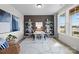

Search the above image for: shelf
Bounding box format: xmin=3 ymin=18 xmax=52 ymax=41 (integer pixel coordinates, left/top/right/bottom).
xmin=45 ymin=22 xmax=54 ymax=24
xmin=25 ymin=21 xmax=33 ymax=23
xmin=25 ymin=33 xmax=29 ymax=34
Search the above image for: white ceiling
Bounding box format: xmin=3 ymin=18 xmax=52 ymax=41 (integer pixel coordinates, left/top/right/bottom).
xmin=12 ymin=4 xmax=66 ymax=15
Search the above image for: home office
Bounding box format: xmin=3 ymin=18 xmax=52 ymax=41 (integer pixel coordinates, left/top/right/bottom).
xmin=0 ymin=4 xmax=79 ymax=54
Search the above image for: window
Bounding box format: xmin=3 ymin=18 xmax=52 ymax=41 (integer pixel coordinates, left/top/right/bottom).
xmin=35 ymin=22 xmax=43 ymax=28
xmin=58 ymin=13 xmax=66 ymax=33
xmin=70 ymin=6 xmax=79 ymax=37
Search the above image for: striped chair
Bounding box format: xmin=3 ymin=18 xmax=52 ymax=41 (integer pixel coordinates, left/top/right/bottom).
xmin=0 ymin=38 xmax=9 ymax=50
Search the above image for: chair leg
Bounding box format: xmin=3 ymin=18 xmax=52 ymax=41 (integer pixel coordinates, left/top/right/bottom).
xmin=44 ymin=34 xmax=46 ymax=40
xmin=32 ymin=34 xmax=35 ymax=40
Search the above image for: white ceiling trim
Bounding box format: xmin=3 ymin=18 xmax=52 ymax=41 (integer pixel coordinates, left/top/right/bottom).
xmin=12 ymin=4 xmax=67 ymax=15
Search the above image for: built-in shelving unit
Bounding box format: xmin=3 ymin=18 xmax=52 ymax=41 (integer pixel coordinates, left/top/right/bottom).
xmin=24 ymin=19 xmax=33 ymax=36
xmin=45 ymin=19 xmax=54 ymax=36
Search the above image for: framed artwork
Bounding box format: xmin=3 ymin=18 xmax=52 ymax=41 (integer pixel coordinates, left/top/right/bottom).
xmin=12 ymin=15 xmax=20 ymax=31
xmin=0 ymin=9 xmax=11 ymax=33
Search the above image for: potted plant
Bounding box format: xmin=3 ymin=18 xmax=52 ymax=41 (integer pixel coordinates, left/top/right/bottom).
xmin=6 ymin=34 xmax=17 ymax=44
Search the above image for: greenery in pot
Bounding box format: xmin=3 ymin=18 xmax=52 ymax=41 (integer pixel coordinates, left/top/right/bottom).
xmin=6 ymin=34 xmax=17 ymax=43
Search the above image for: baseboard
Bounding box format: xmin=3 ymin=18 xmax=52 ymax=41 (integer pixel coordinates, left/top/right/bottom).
xmin=17 ymin=36 xmax=26 ymax=44
xmin=53 ymin=37 xmax=79 ymax=54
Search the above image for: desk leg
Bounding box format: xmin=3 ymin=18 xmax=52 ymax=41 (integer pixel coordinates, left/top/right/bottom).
xmin=35 ymin=34 xmax=36 ymax=40
xmin=42 ymin=34 xmax=44 ymax=40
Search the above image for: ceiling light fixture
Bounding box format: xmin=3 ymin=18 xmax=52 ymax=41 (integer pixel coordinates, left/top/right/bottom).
xmin=36 ymin=4 xmax=42 ymax=8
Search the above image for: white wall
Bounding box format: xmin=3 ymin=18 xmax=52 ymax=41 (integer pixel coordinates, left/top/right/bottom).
xmin=59 ymin=33 xmax=79 ymax=51
xmin=0 ymin=22 xmax=10 ymax=33
xmin=0 ymin=4 xmax=24 ymax=42
xmin=58 ymin=4 xmax=79 ymax=51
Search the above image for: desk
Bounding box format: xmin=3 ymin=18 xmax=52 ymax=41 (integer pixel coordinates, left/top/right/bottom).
xmin=33 ymin=31 xmax=46 ymax=40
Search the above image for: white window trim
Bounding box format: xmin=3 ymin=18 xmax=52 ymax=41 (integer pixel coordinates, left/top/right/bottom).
xmin=58 ymin=11 xmax=66 ymax=35
xmin=69 ymin=5 xmax=79 ymax=39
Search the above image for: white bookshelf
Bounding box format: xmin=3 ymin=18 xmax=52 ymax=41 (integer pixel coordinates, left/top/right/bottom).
xmin=25 ymin=19 xmax=33 ymax=36
xmin=45 ymin=19 xmax=54 ymax=36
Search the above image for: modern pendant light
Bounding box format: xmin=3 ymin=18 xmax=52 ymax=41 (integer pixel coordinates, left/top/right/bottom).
xmin=35 ymin=4 xmax=42 ymax=8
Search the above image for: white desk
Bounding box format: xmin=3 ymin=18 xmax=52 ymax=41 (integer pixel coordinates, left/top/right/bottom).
xmin=33 ymin=31 xmax=46 ymax=40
